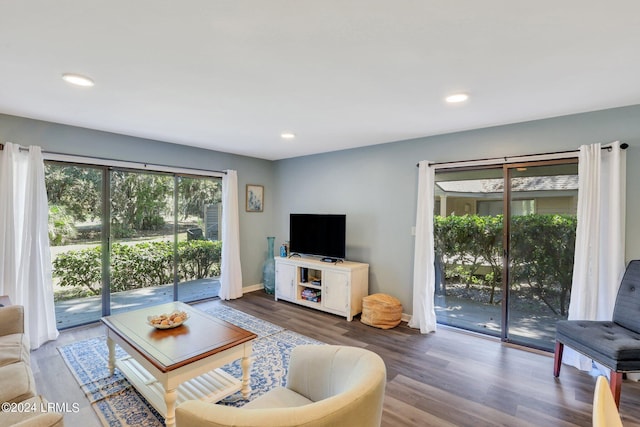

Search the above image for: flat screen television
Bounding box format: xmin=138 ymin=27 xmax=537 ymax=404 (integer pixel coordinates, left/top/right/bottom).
xmin=289 ymin=214 xmax=346 ymax=261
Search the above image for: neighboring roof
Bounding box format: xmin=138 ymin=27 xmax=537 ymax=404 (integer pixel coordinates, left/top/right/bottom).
xmin=436 ymin=175 xmax=578 ymax=194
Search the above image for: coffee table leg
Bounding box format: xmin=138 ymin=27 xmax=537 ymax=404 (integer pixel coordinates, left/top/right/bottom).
xmin=164 ymin=388 xmax=177 ymax=427
xmin=107 ymin=337 xmax=116 ymax=376
xmin=241 ymin=355 xmax=252 ymax=398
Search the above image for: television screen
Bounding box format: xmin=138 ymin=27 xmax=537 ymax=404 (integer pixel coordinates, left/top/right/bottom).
xmin=289 ymin=214 xmax=346 ymax=260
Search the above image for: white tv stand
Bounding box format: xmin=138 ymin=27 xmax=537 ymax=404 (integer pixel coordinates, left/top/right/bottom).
xmin=274 ymin=256 xmax=369 ymax=321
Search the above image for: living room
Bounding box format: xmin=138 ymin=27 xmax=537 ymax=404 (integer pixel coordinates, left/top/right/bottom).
xmin=2 ymin=2 xmax=640 ymax=426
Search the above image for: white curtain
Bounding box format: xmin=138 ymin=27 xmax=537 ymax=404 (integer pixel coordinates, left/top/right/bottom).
xmin=563 ymin=141 xmax=626 ymax=370
xmin=408 ymin=160 xmax=437 ymax=333
xmin=0 ymin=143 xmax=59 ymax=349
xmin=219 ymin=170 xmax=243 ymax=300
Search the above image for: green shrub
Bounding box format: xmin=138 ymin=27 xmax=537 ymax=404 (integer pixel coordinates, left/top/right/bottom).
xmin=110 ymin=223 xmax=135 ymax=239
xmin=48 ymin=205 xmax=77 ymax=246
xmin=52 ymin=246 xmax=101 ymax=295
xmin=510 ymin=214 xmax=576 ymax=315
xmin=178 ymin=240 xmax=222 ymax=279
xmin=434 ymin=213 xmax=576 ymax=315
xmin=434 ymin=215 xmax=503 ymax=301
xmin=110 ymin=241 xmax=174 ymax=292
xmin=53 ymin=239 xmax=222 ymax=299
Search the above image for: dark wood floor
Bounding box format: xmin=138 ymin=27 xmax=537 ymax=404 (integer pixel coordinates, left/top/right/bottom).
xmin=31 ymin=291 xmax=640 ymax=427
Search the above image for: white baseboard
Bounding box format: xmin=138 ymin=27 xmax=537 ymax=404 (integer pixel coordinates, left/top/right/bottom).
xmin=243 ymin=283 xmax=264 ymax=294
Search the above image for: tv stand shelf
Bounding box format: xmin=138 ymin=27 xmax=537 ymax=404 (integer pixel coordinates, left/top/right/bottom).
xmin=274 ymin=257 xmax=369 ymax=321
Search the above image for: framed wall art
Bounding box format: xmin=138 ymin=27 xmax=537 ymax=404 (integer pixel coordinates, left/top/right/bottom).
xmin=246 ymin=184 xmax=264 ymax=212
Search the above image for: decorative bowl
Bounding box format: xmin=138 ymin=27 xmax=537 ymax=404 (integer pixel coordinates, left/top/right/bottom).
xmin=147 ymin=310 xmax=189 ymax=329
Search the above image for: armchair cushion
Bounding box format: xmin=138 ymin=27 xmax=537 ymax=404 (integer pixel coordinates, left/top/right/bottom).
xmin=0 ymin=333 xmax=31 ymax=367
xmin=0 ymin=361 xmax=36 ymax=403
xmin=243 ymin=387 xmax=313 ymax=409
xmin=0 ymin=305 xmax=25 ymax=336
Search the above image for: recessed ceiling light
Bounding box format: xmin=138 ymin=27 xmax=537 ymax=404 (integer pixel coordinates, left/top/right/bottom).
xmin=281 ymin=132 xmax=296 ymax=140
xmin=445 ymin=93 xmax=469 ymax=103
xmin=62 ymin=73 xmax=95 ymax=87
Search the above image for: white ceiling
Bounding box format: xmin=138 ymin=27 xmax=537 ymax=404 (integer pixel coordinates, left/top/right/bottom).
xmin=1 ymin=1 xmax=640 ymax=161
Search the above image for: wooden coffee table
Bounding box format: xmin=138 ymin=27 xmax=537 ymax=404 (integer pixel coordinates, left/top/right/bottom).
xmin=101 ymin=301 xmax=256 ymax=427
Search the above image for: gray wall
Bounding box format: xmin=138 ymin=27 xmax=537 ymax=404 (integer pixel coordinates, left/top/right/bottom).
xmin=0 ymin=113 xmax=276 ymax=287
xmin=3 ymin=105 xmax=640 ymax=311
xmin=273 ymin=105 xmax=640 ymax=312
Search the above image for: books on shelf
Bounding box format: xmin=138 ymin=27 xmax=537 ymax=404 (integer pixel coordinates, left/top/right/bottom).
xmin=301 ymin=287 xmax=321 ymax=303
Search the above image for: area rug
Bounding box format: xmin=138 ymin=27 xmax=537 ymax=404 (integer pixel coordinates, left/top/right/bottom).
xmin=58 ymin=306 xmax=324 ymax=427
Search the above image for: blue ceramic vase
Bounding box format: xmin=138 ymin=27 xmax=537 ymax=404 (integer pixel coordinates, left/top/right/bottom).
xmin=263 ymin=236 xmax=276 ymax=294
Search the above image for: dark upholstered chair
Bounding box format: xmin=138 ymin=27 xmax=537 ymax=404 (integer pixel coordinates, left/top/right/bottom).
xmin=554 ymin=260 xmax=640 ymax=407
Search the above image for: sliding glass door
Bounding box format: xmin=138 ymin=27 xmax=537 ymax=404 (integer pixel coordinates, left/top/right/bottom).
xmin=46 ymin=163 xmax=104 ymax=328
xmin=176 ymin=175 xmax=222 ymax=303
xmin=506 ymin=161 xmax=578 ymax=349
xmin=434 ymin=167 xmax=504 ymax=338
xmin=46 ymin=161 xmax=223 ymax=328
xmin=434 ymin=159 xmax=578 ymax=350
xmin=109 ymin=170 xmax=176 ymax=315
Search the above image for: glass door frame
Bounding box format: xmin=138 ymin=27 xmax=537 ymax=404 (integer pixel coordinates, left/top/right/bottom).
xmin=101 ymin=165 xmax=110 ymax=317
xmin=500 ymin=158 xmax=578 ymax=346
xmin=432 ymin=157 xmax=578 ymax=347
xmin=433 ymin=164 xmax=505 ymax=338
xmin=46 ymin=158 xmax=224 ymax=326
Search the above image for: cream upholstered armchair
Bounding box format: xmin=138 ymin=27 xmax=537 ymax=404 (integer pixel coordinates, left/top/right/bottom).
xmin=176 ymin=345 xmax=387 ymax=427
xmin=592 ymin=376 xmax=623 ymax=427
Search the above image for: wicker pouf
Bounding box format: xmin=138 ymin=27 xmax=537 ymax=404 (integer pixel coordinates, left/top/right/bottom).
xmin=361 ymin=293 xmax=402 ymax=329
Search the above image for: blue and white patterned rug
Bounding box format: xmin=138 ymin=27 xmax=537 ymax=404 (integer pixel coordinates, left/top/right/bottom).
xmin=58 ymin=305 xmax=324 ymax=427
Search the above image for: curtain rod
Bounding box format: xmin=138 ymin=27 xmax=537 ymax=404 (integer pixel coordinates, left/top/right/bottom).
xmin=0 ymin=143 xmax=227 ymax=175
xmin=416 ymin=143 xmax=629 ymax=168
